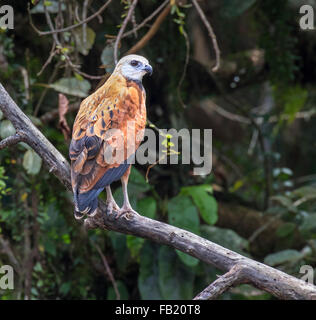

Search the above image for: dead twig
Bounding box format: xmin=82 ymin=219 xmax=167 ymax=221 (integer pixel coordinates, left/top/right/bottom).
xmin=119 ymin=0 xmax=169 ymax=40
xmin=177 ymin=28 xmax=190 ymax=109
xmin=191 ymin=0 xmax=220 ymax=72
xmin=93 ymin=242 xmax=120 ymax=300
xmin=29 ymin=0 xmax=113 ymax=36
xmin=0 ymin=133 xmax=24 ymax=150
xmin=194 ymin=264 xmax=246 ymax=300
xmin=114 ymin=0 xmax=139 ymax=64
xmin=126 ymin=4 xmax=171 ymax=56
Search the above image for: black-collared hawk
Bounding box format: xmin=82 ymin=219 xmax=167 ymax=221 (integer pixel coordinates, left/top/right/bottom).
xmin=69 ymin=54 xmax=152 ymax=219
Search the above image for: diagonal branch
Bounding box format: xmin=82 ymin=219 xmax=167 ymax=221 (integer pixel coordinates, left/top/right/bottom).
xmin=191 ymin=0 xmax=220 ymax=72
xmin=114 ymin=0 xmax=139 ymax=64
xmin=125 ymin=3 xmax=171 ymax=56
xmin=0 ymin=133 xmax=24 ymax=150
xmin=1 ymin=82 xmax=316 ymax=300
xmin=119 ymin=0 xmax=169 ymax=40
xmin=28 ymin=0 xmax=113 ymax=36
xmin=194 ymin=264 xmax=246 ymax=300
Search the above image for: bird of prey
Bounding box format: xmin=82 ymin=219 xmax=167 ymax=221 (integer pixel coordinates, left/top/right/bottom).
xmin=69 ymin=54 xmax=152 ymax=219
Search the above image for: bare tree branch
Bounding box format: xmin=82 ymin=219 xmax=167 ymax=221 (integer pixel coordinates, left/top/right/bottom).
xmin=1 ymin=83 xmax=316 ymax=300
xmin=92 ymin=242 xmax=120 ymax=300
xmin=0 ymin=133 xmax=24 ymax=150
xmin=119 ymin=0 xmax=169 ymax=40
xmin=125 ymin=4 xmax=171 ymax=56
xmin=191 ymin=0 xmax=220 ymax=72
xmin=114 ymin=0 xmax=139 ymax=64
xmin=28 ymin=0 xmax=113 ymax=36
xmin=194 ymin=264 xmax=246 ymax=300
xmin=0 ymin=236 xmax=22 ymax=275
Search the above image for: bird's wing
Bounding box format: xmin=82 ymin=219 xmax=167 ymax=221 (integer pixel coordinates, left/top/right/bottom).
xmin=69 ymin=76 xmax=146 ymax=196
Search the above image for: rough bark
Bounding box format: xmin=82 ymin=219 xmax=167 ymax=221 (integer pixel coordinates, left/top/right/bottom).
xmin=1 ymin=82 xmax=316 ymax=300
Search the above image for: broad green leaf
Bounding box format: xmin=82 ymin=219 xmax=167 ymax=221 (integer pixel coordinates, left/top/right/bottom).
xmin=107 ymin=280 xmax=129 ymax=300
xmin=0 ymin=110 xmax=3 ymax=120
xmin=299 ymin=214 xmax=316 ymax=236
xmin=129 ymin=167 xmax=150 ymax=193
xmin=49 ymin=77 xmax=91 ymax=98
xmin=23 ymin=149 xmax=42 ymax=175
xmin=158 ymin=246 xmax=195 ymax=300
xmin=276 ymin=223 xmax=296 ymax=238
xmin=59 ymin=282 xmax=71 ymax=296
xmin=136 ymin=197 xmax=156 ymax=219
xmin=168 ymin=195 xmax=200 ymax=267
xmin=221 ymin=0 xmax=257 ymax=18
xmin=101 ymin=44 xmax=115 ymax=72
xmin=109 ymin=231 xmax=129 ymax=272
xmin=201 ymin=225 xmax=249 ymax=255
xmin=0 ymin=120 xmax=16 ymax=139
xmin=73 ymin=27 xmax=96 ymax=56
xmin=283 ymin=86 xmax=308 ymax=123
xmin=264 ymin=249 xmax=303 ymax=266
xmin=43 ymin=238 xmax=57 ymax=256
xmin=138 ymin=242 xmax=162 ymax=300
xmin=126 ymin=235 xmax=145 ymax=260
xmin=293 ymin=186 xmax=316 ymax=199
xmin=271 ymin=195 xmax=297 ymax=213
xmin=181 ymin=184 xmax=218 ymax=225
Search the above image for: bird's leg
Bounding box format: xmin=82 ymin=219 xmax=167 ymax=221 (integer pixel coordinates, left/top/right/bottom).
xmin=105 ymin=185 xmax=120 ymax=215
xmin=116 ymin=166 xmax=139 ymax=219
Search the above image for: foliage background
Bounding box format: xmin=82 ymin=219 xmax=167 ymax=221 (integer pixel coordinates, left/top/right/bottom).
xmin=1 ymin=0 xmax=316 ymax=300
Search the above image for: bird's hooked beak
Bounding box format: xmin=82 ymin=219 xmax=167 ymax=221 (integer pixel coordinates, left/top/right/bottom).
xmin=143 ymin=64 xmax=153 ymax=76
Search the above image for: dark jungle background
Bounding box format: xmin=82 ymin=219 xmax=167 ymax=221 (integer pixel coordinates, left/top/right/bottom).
xmin=0 ymin=0 xmax=316 ymax=300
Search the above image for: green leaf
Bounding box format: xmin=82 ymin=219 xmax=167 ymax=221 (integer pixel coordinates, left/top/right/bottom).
xmin=283 ymin=86 xmax=308 ymax=123
xmin=59 ymin=282 xmax=71 ymax=296
xmin=23 ymin=149 xmax=42 ymax=175
xmin=276 ymin=223 xmax=296 ymax=238
xmin=0 ymin=120 xmax=16 ymax=139
xmin=158 ymin=246 xmax=195 ymax=300
xmin=136 ymin=197 xmax=156 ymax=219
xmin=181 ymin=184 xmax=218 ymax=225
xmin=101 ymin=44 xmax=115 ymax=72
xmin=109 ymin=231 xmax=129 ymax=272
xmin=299 ymin=214 xmax=316 ymax=236
xmin=43 ymin=238 xmax=57 ymax=256
xmin=168 ymin=195 xmax=200 ymax=267
xmin=129 ymin=167 xmax=150 ymax=194
xmin=201 ymin=225 xmax=249 ymax=255
xmin=126 ymin=235 xmax=145 ymax=260
xmin=138 ymin=242 xmax=162 ymax=300
xmin=293 ymin=186 xmax=316 ymax=199
xmin=270 ymin=195 xmax=297 ymax=213
xmin=31 ymin=0 xmax=66 ymax=13
xmin=107 ymin=280 xmax=129 ymax=300
xmin=49 ymin=77 xmax=91 ymax=98
xmin=264 ymin=249 xmax=303 ymax=266
xmin=73 ymin=27 xmax=96 ymax=56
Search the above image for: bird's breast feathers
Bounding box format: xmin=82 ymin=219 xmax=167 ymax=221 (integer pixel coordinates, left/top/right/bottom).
xmin=69 ymin=74 xmax=146 ymax=189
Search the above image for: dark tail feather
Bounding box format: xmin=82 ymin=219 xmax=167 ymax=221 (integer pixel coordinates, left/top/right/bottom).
xmin=73 ymin=187 xmax=102 ymax=219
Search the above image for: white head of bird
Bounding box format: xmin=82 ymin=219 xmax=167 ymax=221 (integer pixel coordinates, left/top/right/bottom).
xmin=115 ymin=54 xmax=153 ymax=81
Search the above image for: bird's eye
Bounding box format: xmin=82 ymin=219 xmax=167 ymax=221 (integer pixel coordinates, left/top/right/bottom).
xmin=130 ymin=60 xmax=139 ymax=67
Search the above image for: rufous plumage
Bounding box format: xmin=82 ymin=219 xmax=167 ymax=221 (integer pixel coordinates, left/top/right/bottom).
xmin=69 ymin=54 xmax=152 ymax=219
